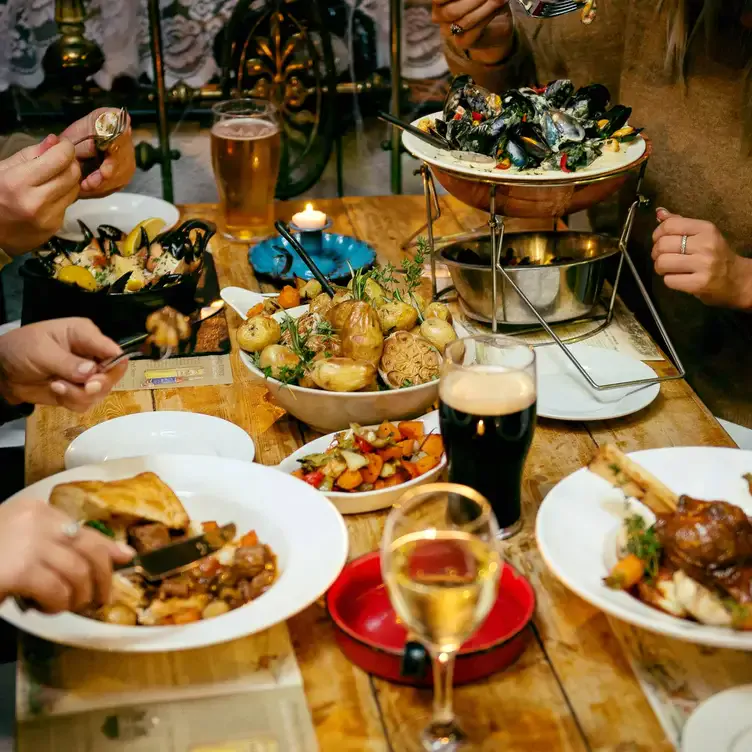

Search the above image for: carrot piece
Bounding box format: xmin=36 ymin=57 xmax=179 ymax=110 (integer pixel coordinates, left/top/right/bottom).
xmin=396 ymin=439 xmax=415 ymax=457
xmin=161 ymin=616 xmax=176 ymax=625
xmin=421 ymin=435 xmax=444 ymax=458
xmin=378 ymin=445 xmax=404 ymax=462
xmin=292 ymin=468 xmax=306 ymax=480
xmin=398 ymin=421 xmax=425 ymax=441
xmin=240 ymin=531 xmax=259 ymax=547
xmin=401 ymin=460 xmax=421 ymax=480
xmin=377 ymin=421 xmax=402 ymax=441
xmin=336 ymin=469 xmax=364 ymax=490
xmin=246 ymin=303 xmax=264 ymax=318
xmin=381 ymin=470 xmax=410 ymax=488
xmin=361 ymin=453 xmax=384 ymax=484
xmin=415 ymin=455 xmax=440 ymax=476
xmin=374 ymin=479 xmax=386 ymax=490
xmin=278 ymin=285 xmax=301 ymax=309
xmin=202 ymin=521 xmax=219 ymax=532
xmin=603 ymin=554 xmax=645 ymax=590
xmin=172 ymin=609 xmax=202 ymax=625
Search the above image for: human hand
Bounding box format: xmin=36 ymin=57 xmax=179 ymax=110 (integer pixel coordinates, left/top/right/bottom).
xmin=652 ymin=208 xmax=752 ymax=309
xmin=0 ymin=318 xmax=129 ymax=412
xmin=0 ymin=499 xmax=134 ymax=613
xmin=0 ymin=135 xmax=81 ymax=255
xmin=60 ymin=108 xmax=136 ymax=198
xmin=433 ymin=0 xmax=513 ymax=53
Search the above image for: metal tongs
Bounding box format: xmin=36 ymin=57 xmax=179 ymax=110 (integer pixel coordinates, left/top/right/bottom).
xmin=517 ymin=0 xmax=595 ymax=22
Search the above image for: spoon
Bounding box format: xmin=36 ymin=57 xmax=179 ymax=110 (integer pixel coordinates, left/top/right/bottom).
xmin=274 ymin=220 xmax=336 ymax=297
xmin=98 ymin=299 xmax=225 ymax=372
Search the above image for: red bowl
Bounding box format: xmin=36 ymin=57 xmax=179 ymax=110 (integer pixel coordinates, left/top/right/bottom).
xmin=326 ymin=551 xmax=535 ymax=686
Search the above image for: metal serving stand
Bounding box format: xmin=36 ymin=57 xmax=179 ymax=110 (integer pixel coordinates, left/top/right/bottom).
xmin=412 ymin=150 xmax=686 ymax=392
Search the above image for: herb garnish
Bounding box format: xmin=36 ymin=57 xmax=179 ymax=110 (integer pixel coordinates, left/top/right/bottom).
xmin=86 ymin=520 xmax=115 ymax=538
xmin=623 ymin=514 xmax=662 ymax=581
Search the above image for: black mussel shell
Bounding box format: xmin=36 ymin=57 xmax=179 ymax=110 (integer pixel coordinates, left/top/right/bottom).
xmin=78 ymin=220 xmax=95 ymax=245
xmin=462 ymin=83 xmax=502 ymax=119
xmin=97 ymin=224 xmax=125 ymax=241
xmin=138 ymin=226 xmax=150 ymax=251
xmin=448 ymin=119 xmax=499 ymax=156
xmin=599 ymin=104 xmax=632 ymax=137
xmin=444 ymin=74 xmax=473 ymax=121
xmin=433 ymin=118 xmax=448 ymax=140
xmin=108 ymin=272 xmax=133 ymax=294
xmin=153 ymin=219 xmax=216 ymax=262
xmin=569 ymin=83 xmax=610 ymax=120
xmin=149 ymin=274 xmax=182 ymax=290
xmin=544 ymin=79 xmax=574 ymax=108
xmin=501 ymin=89 xmax=536 ymax=119
xmin=510 ymin=122 xmax=551 ymax=161
xmin=504 ymin=138 xmax=532 ymax=169
xmin=46 ymin=235 xmax=77 ymax=259
xmin=25 ymin=256 xmax=56 ymax=277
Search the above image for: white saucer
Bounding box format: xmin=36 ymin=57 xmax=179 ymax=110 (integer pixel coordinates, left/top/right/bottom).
xmin=536 ymin=343 xmax=660 ymax=421
xmin=64 ymin=412 xmax=255 ymax=469
xmin=682 ymin=686 xmax=752 ymax=752
xmin=58 ymin=193 xmax=180 ymax=240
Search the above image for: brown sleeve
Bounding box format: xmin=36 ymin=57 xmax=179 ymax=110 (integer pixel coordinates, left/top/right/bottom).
xmin=442 ymin=30 xmax=537 ymax=93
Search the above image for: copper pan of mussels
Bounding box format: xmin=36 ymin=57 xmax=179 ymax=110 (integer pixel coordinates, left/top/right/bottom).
xmin=232 ymin=249 xmax=464 ymax=434
xmin=440 ymin=232 xmax=620 ymax=325
xmin=20 ymin=219 xmax=215 ymax=340
xmin=406 ymin=77 xmax=651 ymax=218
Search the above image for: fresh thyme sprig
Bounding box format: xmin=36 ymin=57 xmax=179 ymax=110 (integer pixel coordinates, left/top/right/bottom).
xmin=623 ymin=514 xmax=662 ymax=582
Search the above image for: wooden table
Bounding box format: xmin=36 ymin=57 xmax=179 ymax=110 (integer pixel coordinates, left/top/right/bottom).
xmin=25 ymin=197 xmax=752 ymax=751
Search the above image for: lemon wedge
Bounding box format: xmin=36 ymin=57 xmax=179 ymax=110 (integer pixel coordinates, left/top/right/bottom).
xmin=56 ymin=265 xmax=99 ymax=291
xmin=122 ymin=217 xmax=165 ymax=257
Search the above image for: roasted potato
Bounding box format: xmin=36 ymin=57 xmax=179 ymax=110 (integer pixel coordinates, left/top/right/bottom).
xmin=300 ymin=278 xmax=322 ymax=300
xmin=423 ymin=301 xmax=452 ymax=323
xmin=378 ymin=301 xmax=419 ymax=333
xmin=309 ymin=357 xmax=376 ymax=392
xmin=419 ymin=318 xmax=457 ymax=354
xmin=310 ymin=292 xmax=334 ymax=317
xmin=258 ymin=344 xmax=300 ymax=379
xmin=410 ymin=292 xmax=428 ymax=312
xmin=348 ymin=277 xmax=386 ymax=306
xmin=327 ymin=300 xmax=360 ymax=331
xmin=237 ymin=315 xmax=281 ymax=352
xmin=341 ymin=301 xmax=384 ymax=366
xmin=331 ymin=288 xmax=354 ymax=306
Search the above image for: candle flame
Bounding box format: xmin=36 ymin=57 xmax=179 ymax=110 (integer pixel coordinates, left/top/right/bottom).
xmin=305 ymin=203 xmax=314 ymax=212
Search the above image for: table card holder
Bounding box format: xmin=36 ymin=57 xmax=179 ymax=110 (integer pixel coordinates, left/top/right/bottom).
xmin=16 ymin=624 xmax=318 ymax=752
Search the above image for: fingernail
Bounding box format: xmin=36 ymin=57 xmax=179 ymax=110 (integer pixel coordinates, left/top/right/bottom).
xmin=87 ymin=171 xmax=103 ymax=188
xmin=77 ymin=361 xmax=96 ymax=375
xmin=50 ymin=381 xmax=68 ymax=396
xmin=84 ymin=380 xmax=102 ymax=395
xmin=117 ymin=543 xmax=136 ymax=558
xmin=656 ymin=207 xmax=668 ymax=216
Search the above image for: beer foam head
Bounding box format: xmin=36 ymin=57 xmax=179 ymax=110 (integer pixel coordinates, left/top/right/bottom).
xmin=211 ymin=118 xmax=278 ymax=140
xmin=439 ymin=366 xmax=536 ymax=416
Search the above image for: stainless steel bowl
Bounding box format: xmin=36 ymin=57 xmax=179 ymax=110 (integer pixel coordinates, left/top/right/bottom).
xmin=440 ymin=232 xmax=619 ymax=325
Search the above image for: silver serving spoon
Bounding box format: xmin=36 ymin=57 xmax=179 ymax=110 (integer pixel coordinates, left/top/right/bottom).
xmin=99 ymin=299 xmax=225 ymax=373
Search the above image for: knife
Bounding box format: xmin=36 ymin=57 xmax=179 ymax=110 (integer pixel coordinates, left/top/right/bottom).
xmin=115 ymin=523 xmax=237 ymax=581
xmin=14 ymin=522 xmax=237 ymax=612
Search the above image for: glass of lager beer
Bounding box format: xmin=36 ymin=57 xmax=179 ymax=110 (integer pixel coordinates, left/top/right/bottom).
xmin=211 ymin=99 xmax=281 ymax=241
xmin=439 ymin=335 xmax=537 ymax=539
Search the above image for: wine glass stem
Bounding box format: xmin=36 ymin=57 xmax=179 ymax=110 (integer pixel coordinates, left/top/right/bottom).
xmin=431 ymin=650 xmax=456 ymax=725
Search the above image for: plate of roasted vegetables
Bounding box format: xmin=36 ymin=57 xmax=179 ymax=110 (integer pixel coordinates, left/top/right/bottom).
xmin=537 ymin=445 xmax=752 ymax=650
xmin=404 ymin=77 xmax=647 ymax=182
xmin=223 ymin=241 xmax=468 ymax=433
xmin=278 ymin=412 xmax=446 ymax=514
xmin=1 ymin=455 xmax=348 ymax=652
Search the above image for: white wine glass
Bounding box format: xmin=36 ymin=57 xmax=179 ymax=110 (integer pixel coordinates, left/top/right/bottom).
xmin=381 ymin=483 xmax=501 ymax=751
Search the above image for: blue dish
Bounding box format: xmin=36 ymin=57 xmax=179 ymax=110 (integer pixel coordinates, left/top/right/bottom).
xmin=249 ymin=232 xmax=376 ymax=283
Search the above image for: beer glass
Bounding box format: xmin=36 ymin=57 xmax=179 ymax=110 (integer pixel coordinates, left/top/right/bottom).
xmin=382 ymin=483 xmax=501 ymax=751
xmin=211 ymin=99 xmax=281 ymax=241
xmin=439 ymin=335 xmax=537 ymax=539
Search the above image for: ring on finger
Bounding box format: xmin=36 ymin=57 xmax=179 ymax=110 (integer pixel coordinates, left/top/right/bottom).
xmin=61 ymin=521 xmax=81 ymax=540
xmin=451 ymin=23 xmax=463 ymax=35
xmin=680 ymin=235 xmax=688 ymax=255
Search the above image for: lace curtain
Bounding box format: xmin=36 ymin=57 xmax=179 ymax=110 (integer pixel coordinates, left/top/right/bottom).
xmin=0 ymin=0 xmax=444 ymax=92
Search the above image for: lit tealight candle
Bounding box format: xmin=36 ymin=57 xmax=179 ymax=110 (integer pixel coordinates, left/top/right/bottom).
xmin=291 ymin=203 xmax=327 ymax=231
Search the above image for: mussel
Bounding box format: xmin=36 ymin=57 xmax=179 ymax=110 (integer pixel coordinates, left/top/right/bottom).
xmin=501 ymin=90 xmax=537 ymax=119
xmin=152 ymin=219 xmax=215 ymax=264
xmin=509 ymin=122 xmax=551 ymax=163
xmin=542 ymin=110 xmax=585 ymax=150
xmin=544 ymin=79 xmax=574 ymax=109
xmin=567 ymin=83 xmax=610 ymax=120
xmin=558 ymin=141 xmax=602 ymax=171
xmin=444 ymin=74 xmax=473 ymax=121
xmin=598 ymin=104 xmax=632 ymax=137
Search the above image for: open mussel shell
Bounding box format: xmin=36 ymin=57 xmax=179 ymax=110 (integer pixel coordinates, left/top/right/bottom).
xmin=508 ymin=122 xmax=551 ymax=164
xmin=543 ymin=110 xmax=586 ymax=149
xmin=444 ymin=74 xmax=473 ymax=121
xmin=501 ymin=90 xmax=537 ymax=119
xmin=108 ymin=272 xmax=133 ymax=294
xmin=568 ymin=83 xmax=610 ymax=120
xmin=599 ymin=105 xmax=632 ymax=137
xmin=544 ymin=79 xmax=574 ymax=109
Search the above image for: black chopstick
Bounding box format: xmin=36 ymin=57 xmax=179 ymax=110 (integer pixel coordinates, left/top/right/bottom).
xmin=377 ymin=111 xmax=450 ymax=151
xmin=274 ymin=220 xmax=336 ymax=298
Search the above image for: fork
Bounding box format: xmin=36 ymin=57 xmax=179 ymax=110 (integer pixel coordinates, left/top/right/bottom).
xmin=72 ymin=107 xmax=128 ymax=150
xmin=517 ymin=0 xmax=586 ymax=18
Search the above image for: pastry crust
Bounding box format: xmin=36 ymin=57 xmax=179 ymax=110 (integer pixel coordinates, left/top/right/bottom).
xmin=49 ymin=472 xmax=189 ymax=529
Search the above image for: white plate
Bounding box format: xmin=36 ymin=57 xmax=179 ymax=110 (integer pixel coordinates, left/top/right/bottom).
xmin=0 ymin=455 xmax=348 ymax=652
xmin=536 ymin=447 xmax=752 ymax=650
xmin=403 ymin=112 xmax=647 ymax=183
xmin=64 ymin=412 xmax=256 ymax=469
xmin=58 ymin=193 xmax=180 ymax=240
xmin=277 ymin=411 xmax=445 ymax=515
xmin=536 ymin=344 xmax=660 ymax=421
xmin=220 ymin=285 xmax=308 ymax=320
xmin=682 ymin=685 xmax=752 ymax=752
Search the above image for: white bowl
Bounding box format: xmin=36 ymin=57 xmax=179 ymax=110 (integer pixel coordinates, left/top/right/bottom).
xmin=58 ymin=193 xmax=180 ymax=240
xmin=277 ymin=411 xmax=445 ymax=514
xmin=65 ymin=412 xmax=255 ymax=469
xmin=222 ymin=286 xmax=464 ymax=434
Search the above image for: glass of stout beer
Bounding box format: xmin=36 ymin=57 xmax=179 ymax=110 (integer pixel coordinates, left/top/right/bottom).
xmin=211 ymin=99 xmax=281 ymax=241
xmin=439 ymin=335 xmax=537 ymax=539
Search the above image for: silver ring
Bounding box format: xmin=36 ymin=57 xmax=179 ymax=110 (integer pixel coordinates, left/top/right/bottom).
xmin=450 ymin=23 xmax=463 ymax=35
xmin=680 ymin=235 xmax=688 ymax=255
xmin=61 ymin=521 xmax=80 ymax=539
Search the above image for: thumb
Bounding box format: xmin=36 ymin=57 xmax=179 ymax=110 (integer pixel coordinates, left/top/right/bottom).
xmin=65 ymin=318 xmax=122 ymax=361
xmin=656 ymin=207 xmax=678 ymax=223
xmin=0 ymin=135 xmax=60 ymax=172
xmin=107 ymin=540 xmax=136 ymax=563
